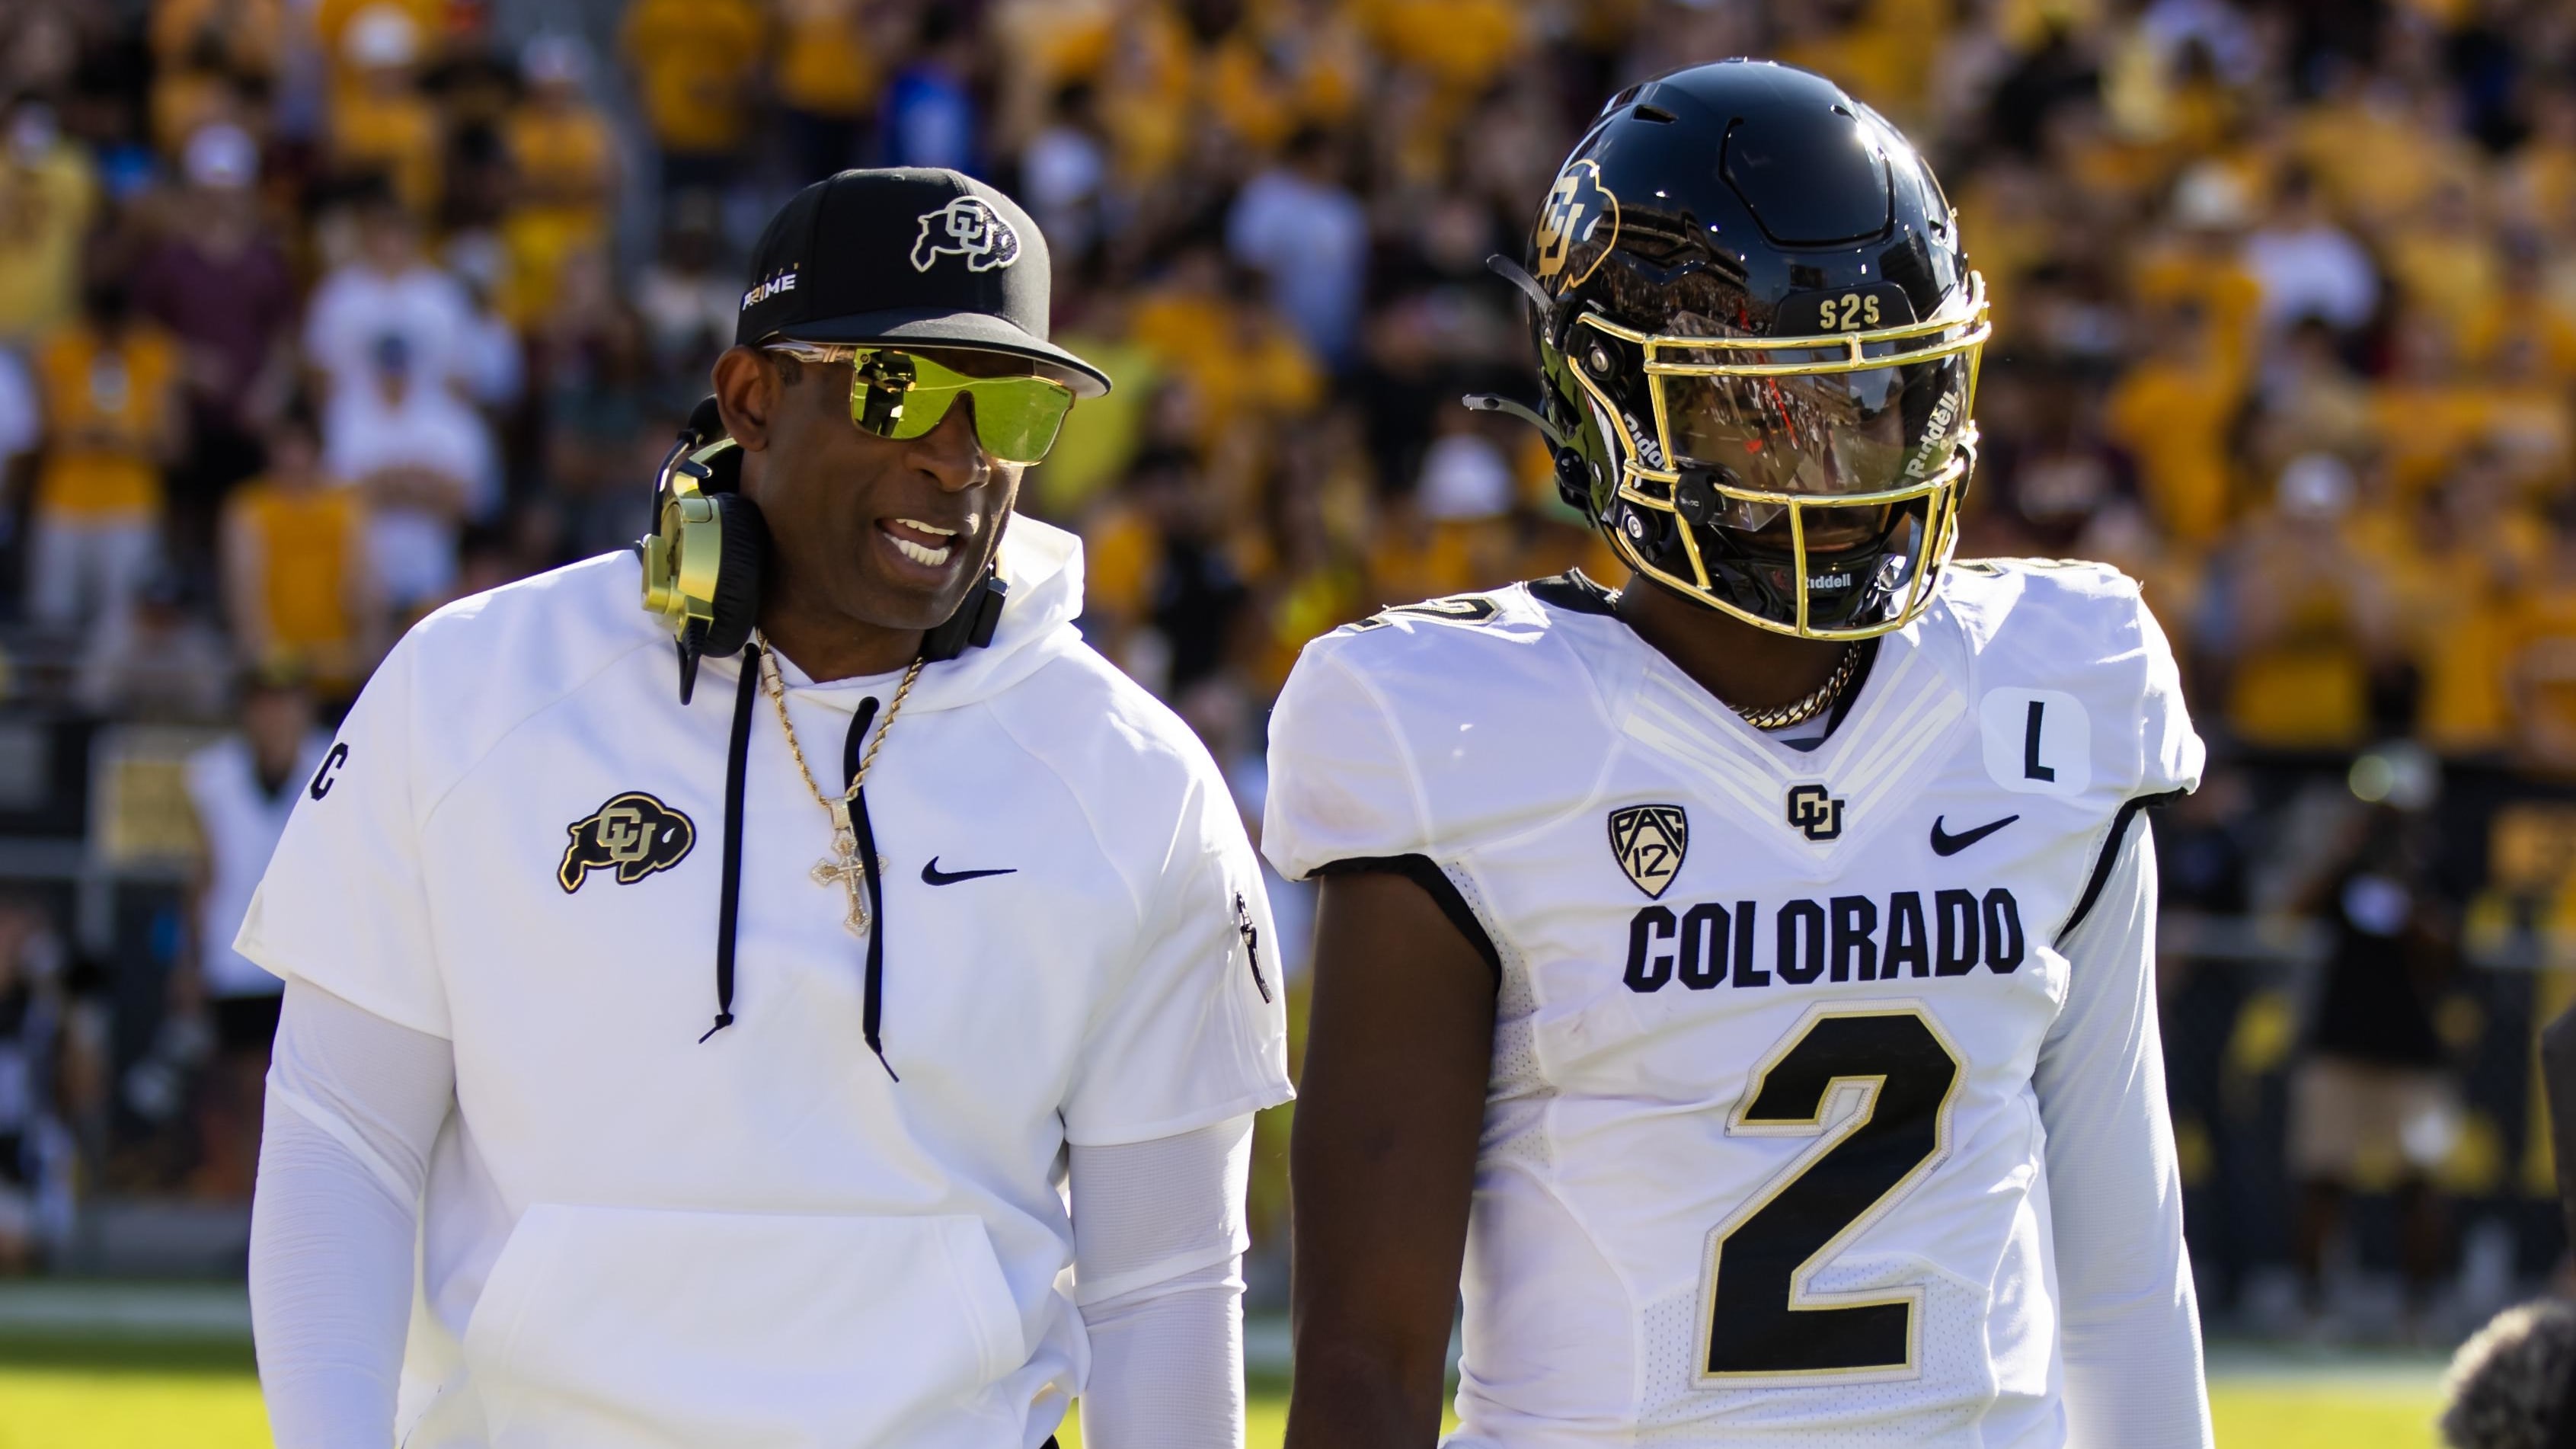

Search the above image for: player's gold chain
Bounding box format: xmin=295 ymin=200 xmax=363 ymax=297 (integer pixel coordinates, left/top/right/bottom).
xmin=1731 ymin=641 xmax=1862 ymax=731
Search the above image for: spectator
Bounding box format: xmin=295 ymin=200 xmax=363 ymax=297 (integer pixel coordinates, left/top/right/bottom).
xmin=302 ymin=189 xmax=479 ymax=403
xmin=883 ymin=5 xmax=982 ymax=172
xmin=220 ymin=405 xmax=378 ymax=697
xmin=321 ymin=331 xmax=491 ymax=617
xmin=633 ymin=190 xmax=736 ymax=379
xmin=497 ymin=35 xmax=618 ymax=329
xmin=177 ymin=664 xmax=327 ymax=1199
xmin=27 ymin=279 xmax=181 ymax=641
xmin=1226 ymin=126 xmax=1369 ymax=371
xmin=618 ymin=0 xmax=765 ymax=195
xmin=132 ymin=122 xmax=296 ymax=570
xmin=0 ymin=103 xmax=98 ymax=349
xmin=2241 ymin=167 xmax=2379 ymax=337
xmin=73 ymin=569 xmax=232 ymax=722
xmin=2213 ymin=455 xmax=2395 ymax=750
xmin=2105 ymin=301 xmax=2242 ymax=548
xmin=325 ymin=5 xmax=440 ymax=218
xmin=2441 ymin=1299 xmax=2576 ymax=1449
xmin=773 ymin=0 xmax=886 ymax=182
xmin=2288 ymin=745 xmax=2458 ymax=1332
xmin=0 ymin=894 xmax=69 ymax=1274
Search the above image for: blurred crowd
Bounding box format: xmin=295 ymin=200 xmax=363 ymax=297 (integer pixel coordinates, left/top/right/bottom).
xmin=0 ymin=0 xmax=2570 ymax=1335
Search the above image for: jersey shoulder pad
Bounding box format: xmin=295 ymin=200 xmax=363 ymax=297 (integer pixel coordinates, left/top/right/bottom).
xmin=1264 ymin=581 xmax=1615 ymax=879
xmin=1938 ymin=557 xmax=2201 ymax=799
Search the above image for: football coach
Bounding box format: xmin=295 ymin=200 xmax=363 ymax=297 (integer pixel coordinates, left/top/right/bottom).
xmin=239 ymin=169 xmax=1293 ymax=1449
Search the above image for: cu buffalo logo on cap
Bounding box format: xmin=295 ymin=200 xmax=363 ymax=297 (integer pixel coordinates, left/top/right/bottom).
xmin=911 ymin=197 xmax=1021 ymax=273
xmin=559 ymin=792 xmax=695 ymax=893
xmin=1608 ymin=803 xmax=1688 ymax=899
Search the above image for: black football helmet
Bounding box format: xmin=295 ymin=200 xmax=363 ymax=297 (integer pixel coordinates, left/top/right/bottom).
xmin=1497 ymin=60 xmax=1986 ymax=638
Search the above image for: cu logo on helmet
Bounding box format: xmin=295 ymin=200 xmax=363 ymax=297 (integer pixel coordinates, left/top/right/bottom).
xmin=1785 ymin=782 xmax=1845 ymax=842
xmin=912 ymin=197 xmax=1021 ymax=273
xmin=1533 ymin=159 xmax=1617 ymax=286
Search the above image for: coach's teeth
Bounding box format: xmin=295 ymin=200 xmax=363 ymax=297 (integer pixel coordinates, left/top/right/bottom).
xmin=895 ymin=518 xmax=957 ymax=537
xmin=891 ymin=536 xmax=953 ymax=567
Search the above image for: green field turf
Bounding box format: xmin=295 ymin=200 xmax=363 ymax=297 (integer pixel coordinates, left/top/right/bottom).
xmin=0 ymin=1368 xmax=2444 ymax=1447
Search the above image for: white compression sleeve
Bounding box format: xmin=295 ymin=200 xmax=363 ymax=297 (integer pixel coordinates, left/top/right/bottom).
xmin=2033 ymin=818 xmax=2214 ymax=1448
xmin=1070 ymin=1114 xmax=1254 ymax=1449
xmin=249 ymin=977 xmax=456 ymax=1449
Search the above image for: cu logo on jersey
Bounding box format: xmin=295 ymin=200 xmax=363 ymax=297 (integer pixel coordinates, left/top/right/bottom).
xmin=559 ymin=792 xmax=696 ymax=893
xmin=1532 ymin=158 xmax=1619 ymax=289
xmin=1608 ymin=804 xmax=1689 ymax=899
xmin=911 ymin=197 xmax=1021 ymax=273
xmin=1785 ymin=783 xmax=1845 ymax=843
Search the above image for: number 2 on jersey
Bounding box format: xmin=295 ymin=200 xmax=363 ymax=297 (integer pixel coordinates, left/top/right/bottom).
xmin=1700 ymin=1006 xmax=1962 ymax=1382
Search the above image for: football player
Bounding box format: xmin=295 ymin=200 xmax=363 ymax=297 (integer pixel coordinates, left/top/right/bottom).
xmin=1268 ymin=62 xmax=2212 ymax=1447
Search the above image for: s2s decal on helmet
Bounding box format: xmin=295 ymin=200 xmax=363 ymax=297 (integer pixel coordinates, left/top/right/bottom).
xmin=1534 ymin=159 xmax=1619 ymax=289
xmin=911 ymin=197 xmax=1021 ymax=273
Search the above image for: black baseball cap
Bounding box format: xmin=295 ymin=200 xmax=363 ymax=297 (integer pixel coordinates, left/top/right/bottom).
xmin=733 ymin=168 xmax=1110 ymax=398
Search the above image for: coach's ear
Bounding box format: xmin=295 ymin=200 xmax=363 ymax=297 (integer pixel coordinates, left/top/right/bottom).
xmin=711 ymin=347 xmax=779 ymax=454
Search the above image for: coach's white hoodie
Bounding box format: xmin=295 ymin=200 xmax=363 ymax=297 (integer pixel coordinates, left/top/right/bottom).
xmin=241 ymin=517 xmax=1292 ymax=1449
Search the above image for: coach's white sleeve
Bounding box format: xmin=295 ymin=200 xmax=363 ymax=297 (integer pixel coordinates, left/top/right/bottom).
xmin=2033 ymin=819 xmax=2213 ymax=1447
xmin=1063 ymin=753 xmax=1293 ymax=1146
xmin=252 ymin=977 xmax=456 ymax=1448
xmin=235 ymin=635 xmax=451 ymax=1038
xmin=1071 ymin=1115 xmax=1254 ymax=1448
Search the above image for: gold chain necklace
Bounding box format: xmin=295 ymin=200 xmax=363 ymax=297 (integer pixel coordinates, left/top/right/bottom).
xmin=757 ymin=636 xmax=926 ymax=937
xmin=1731 ymin=643 xmax=1864 ymax=731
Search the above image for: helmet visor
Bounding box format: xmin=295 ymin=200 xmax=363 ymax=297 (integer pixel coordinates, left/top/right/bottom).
xmin=1653 ymin=347 xmax=1972 ymax=501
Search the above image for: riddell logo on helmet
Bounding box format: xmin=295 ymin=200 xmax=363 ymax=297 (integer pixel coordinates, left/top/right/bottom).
xmin=1808 ymin=571 xmax=1854 ymax=590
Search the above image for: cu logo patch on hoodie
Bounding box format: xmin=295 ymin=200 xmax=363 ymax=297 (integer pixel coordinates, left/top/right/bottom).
xmin=560 ymin=792 xmax=696 ymax=893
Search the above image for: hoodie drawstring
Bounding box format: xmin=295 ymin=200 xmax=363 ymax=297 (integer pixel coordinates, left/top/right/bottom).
xmin=841 ymin=699 xmax=897 ymax=1081
xmin=702 ymin=641 xmax=762 ymax=1043
xmin=698 ymin=645 xmax=899 ymax=1080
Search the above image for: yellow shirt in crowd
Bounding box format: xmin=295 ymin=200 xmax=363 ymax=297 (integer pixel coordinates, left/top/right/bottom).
xmin=774 ymin=0 xmax=882 ymax=119
xmin=226 ymin=478 xmax=366 ymax=684
xmin=34 ymin=325 xmax=180 ymax=520
xmin=621 ymin=0 xmax=766 ymax=155
xmin=0 ymin=148 xmax=98 ymax=347
xmin=2106 ymin=353 xmax=2241 ymax=546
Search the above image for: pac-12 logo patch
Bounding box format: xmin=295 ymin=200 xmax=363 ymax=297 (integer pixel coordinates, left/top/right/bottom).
xmin=911 ymin=197 xmax=1021 ymax=273
xmin=1786 ymin=783 xmax=1844 ymax=843
xmin=1533 ymin=158 xmax=1619 ymax=289
xmin=1609 ymin=804 xmax=1689 ymax=899
xmin=559 ymin=792 xmax=695 ymax=893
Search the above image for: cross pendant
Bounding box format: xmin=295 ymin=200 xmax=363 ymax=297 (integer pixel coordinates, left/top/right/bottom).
xmin=810 ymin=824 xmax=871 ymax=936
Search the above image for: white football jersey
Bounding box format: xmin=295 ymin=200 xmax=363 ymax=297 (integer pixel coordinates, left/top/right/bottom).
xmin=1264 ymin=560 xmax=2204 ymax=1447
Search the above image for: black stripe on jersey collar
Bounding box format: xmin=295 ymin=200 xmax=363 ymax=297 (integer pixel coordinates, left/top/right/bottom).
xmin=1528 ymin=569 xmax=1617 ymax=616
xmin=1313 ymin=854 xmax=1501 ymax=986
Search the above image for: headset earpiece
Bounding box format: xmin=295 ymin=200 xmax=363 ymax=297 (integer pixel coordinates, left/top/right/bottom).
xmin=641 ymin=403 xmax=770 ymax=703
xmin=919 ymin=569 xmax=1006 ymax=662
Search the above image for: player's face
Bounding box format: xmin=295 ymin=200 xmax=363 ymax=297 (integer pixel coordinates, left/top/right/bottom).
xmin=743 ymin=347 xmax=1026 ymax=637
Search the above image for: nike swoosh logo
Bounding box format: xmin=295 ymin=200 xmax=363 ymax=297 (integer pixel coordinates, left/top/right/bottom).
xmin=1929 ymin=814 xmax=2019 ymax=856
xmin=922 ymin=857 xmax=1017 ymax=886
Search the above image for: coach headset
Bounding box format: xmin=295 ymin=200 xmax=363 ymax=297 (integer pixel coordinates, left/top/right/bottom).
xmin=638 ymin=395 xmax=1008 ymax=703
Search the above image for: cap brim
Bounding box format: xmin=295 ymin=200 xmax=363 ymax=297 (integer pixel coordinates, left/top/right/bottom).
xmin=766 ymin=307 xmax=1111 ymax=398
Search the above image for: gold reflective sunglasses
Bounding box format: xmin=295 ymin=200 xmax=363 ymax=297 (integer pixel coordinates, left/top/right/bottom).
xmin=763 ymin=343 xmax=1077 ymax=465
